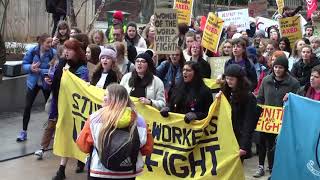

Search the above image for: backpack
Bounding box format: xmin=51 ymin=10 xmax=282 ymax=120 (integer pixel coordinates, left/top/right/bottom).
xmin=45 ymin=0 xmax=57 ymax=13
xmin=99 ymin=115 xmax=141 ymax=172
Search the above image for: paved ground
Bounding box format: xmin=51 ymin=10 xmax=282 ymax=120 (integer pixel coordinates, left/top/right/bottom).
xmin=0 ymin=109 xmax=269 ymax=180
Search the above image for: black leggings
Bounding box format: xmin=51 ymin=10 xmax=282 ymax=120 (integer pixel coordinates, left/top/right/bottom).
xmin=258 ymin=132 xmax=277 ymax=170
xmin=22 ymin=85 xmax=50 ymax=130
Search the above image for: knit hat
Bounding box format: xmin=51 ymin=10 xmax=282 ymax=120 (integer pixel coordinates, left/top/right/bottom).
xmin=273 ymin=55 xmax=289 ymax=71
xmin=246 ymin=47 xmax=257 ymax=57
xmin=99 ymin=48 xmax=117 ymax=61
xmin=113 ymin=10 xmax=124 ymax=22
xmin=135 ymin=50 xmax=155 ymax=73
xmin=224 ymin=64 xmax=246 ymax=77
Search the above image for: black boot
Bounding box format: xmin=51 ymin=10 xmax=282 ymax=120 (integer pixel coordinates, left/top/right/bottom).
xmin=52 ymin=165 xmax=66 ymax=180
xmin=75 ymin=160 xmax=85 ymax=173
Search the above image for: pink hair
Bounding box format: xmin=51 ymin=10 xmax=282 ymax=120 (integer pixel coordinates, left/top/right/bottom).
xmin=188 ymin=41 xmax=203 ymax=57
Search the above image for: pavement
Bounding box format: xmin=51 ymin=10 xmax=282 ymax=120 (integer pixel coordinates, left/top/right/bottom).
xmin=0 ymin=109 xmax=269 ymax=180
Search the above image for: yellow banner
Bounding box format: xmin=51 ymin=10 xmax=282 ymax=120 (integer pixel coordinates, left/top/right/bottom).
xmin=279 ymin=16 xmax=302 ymax=49
xmin=255 ymin=105 xmax=283 ymax=134
xmin=173 ymin=0 xmax=194 ymax=26
xmin=54 ymin=71 xmax=244 ymax=179
xmin=276 ymin=0 xmax=284 ymax=15
xmin=201 ymin=13 xmax=224 ymax=53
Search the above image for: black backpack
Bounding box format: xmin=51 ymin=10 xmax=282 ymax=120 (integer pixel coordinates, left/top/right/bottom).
xmin=99 ymin=118 xmax=141 ymax=172
xmin=45 ymin=0 xmax=57 ymax=13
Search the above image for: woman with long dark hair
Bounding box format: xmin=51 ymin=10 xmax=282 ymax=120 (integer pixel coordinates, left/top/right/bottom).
xmin=52 ymin=21 xmax=70 ymax=47
xmin=160 ymin=61 xmax=213 ymax=123
xmin=76 ymin=84 xmax=153 ymax=180
xmin=220 ymin=64 xmax=260 ymax=161
xmin=120 ymin=51 xmax=165 ymax=110
xmin=224 ymin=38 xmax=257 ymax=90
xmin=125 ymin=22 xmax=147 ymax=49
xmin=278 ymin=37 xmax=292 ymax=56
xmin=17 ymin=33 xmax=56 ymax=142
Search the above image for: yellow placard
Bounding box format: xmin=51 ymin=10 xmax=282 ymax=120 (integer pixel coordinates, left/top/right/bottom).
xmin=279 ymin=16 xmax=302 ymax=49
xmin=276 ymin=0 xmax=284 ymax=15
xmin=201 ymin=13 xmax=224 ymax=53
xmin=255 ymin=105 xmax=283 ymax=134
xmin=54 ymin=70 xmax=244 ymax=180
xmin=173 ymin=0 xmax=194 ymax=26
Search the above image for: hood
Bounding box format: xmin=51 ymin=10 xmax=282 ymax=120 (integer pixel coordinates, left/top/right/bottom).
xmin=117 ymin=107 xmax=133 ymax=128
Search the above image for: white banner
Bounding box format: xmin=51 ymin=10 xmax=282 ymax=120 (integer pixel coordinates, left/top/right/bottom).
xmin=218 ymin=9 xmax=249 ymax=31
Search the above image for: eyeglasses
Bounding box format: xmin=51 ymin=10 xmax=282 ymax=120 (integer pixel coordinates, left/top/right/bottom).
xmin=113 ymin=33 xmax=121 ymax=37
xmin=135 ymin=59 xmax=147 ymax=64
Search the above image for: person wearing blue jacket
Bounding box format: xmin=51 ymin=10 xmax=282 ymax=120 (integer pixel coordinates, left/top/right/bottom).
xmin=17 ymin=33 xmax=56 ymax=142
xmin=156 ymin=47 xmax=185 ymax=102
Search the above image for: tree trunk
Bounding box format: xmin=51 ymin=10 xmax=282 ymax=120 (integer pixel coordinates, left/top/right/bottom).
xmin=68 ymin=0 xmax=77 ymax=27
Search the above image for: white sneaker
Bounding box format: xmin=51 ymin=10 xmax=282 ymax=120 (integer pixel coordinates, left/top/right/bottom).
xmin=34 ymin=149 xmax=44 ymax=160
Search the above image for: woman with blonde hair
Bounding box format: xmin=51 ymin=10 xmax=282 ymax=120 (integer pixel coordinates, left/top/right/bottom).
xmin=288 ymin=39 xmax=308 ymax=70
xmin=90 ymin=30 xmax=106 ymax=46
xmin=77 ymin=84 xmax=153 ymax=180
xmin=219 ymin=39 xmax=233 ymax=57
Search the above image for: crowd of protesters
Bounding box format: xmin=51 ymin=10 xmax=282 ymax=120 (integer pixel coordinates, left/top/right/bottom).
xmin=15 ymin=7 xmax=320 ymax=180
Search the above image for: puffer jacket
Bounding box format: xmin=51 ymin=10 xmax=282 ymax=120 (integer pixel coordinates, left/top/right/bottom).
xmin=22 ymin=45 xmax=56 ymax=89
xmin=76 ymin=108 xmax=153 ymax=179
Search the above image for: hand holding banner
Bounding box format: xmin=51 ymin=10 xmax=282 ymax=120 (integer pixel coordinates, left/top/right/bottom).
xmin=54 ymin=71 xmax=244 ymax=180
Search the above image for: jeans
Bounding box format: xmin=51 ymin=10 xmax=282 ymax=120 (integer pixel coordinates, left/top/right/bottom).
xmin=22 ymin=85 xmax=50 ymax=131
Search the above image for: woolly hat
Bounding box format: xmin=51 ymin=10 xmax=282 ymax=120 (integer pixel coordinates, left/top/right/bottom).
xmin=224 ymin=64 xmax=246 ymax=77
xmin=99 ymin=48 xmax=117 ymax=61
xmin=135 ymin=50 xmax=156 ymax=73
xmin=113 ymin=10 xmax=124 ymax=22
xmin=273 ymin=55 xmax=289 ymax=71
xmin=246 ymin=47 xmax=257 ymax=57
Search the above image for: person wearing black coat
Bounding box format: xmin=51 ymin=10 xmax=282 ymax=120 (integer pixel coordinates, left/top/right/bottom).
xmin=188 ymin=41 xmax=211 ymax=78
xmin=160 ymin=61 xmax=213 ymax=124
xmin=291 ymin=45 xmax=320 ymax=86
xmin=224 ymin=38 xmax=257 ymax=91
xmin=220 ymin=64 xmax=260 ymax=161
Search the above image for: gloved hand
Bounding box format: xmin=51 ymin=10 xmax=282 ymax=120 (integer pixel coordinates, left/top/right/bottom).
xmin=184 ymin=112 xmax=197 ymax=124
xmin=160 ymin=107 xmax=170 ymax=117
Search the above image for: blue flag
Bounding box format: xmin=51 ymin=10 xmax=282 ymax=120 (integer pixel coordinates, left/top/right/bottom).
xmin=272 ymin=93 xmax=320 ymax=179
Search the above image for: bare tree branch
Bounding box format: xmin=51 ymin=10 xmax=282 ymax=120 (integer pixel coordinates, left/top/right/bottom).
xmin=75 ymin=0 xmax=89 ymax=18
xmin=86 ymin=0 xmax=106 ymax=33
